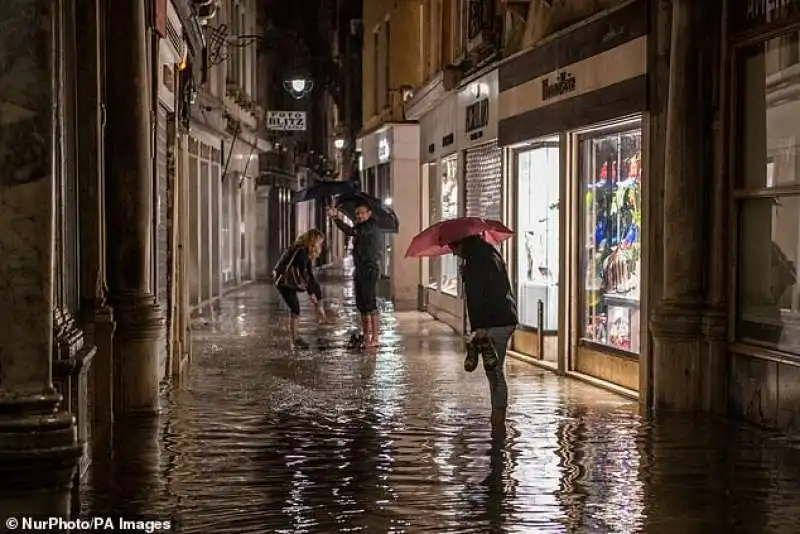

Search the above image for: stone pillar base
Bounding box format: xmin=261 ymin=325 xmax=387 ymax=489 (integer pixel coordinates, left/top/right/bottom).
xmin=81 ymin=304 xmax=115 ymax=445
xmin=701 ymin=307 xmax=728 ymax=416
xmin=111 ymin=294 xmax=165 ymax=416
xmin=0 ymin=391 xmax=82 ymax=517
xmin=650 ymin=300 xmax=704 ymax=412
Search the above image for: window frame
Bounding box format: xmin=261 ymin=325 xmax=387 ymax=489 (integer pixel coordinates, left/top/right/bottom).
xmin=575 ymin=119 xmax=644 ymax=356
xmin=731 ymin=25 xmax=800 ymax=358
xmin=511 ymin=140 xmax=561 ymax=332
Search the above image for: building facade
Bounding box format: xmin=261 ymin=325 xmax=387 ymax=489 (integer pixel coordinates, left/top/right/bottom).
xmin=387 ymin=0 xmax=800 ymax=434
xmin=499 ymin=0 xmax=648 ymax=394
xmin=0 ymin=0 xmax=276 ymax=516
xmin=358 ymin=0 xmax=423 ymax=309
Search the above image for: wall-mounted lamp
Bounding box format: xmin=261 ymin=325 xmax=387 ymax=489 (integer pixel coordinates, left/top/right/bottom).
xmin=334 ymin=138 xmax=345 ymax=150
xmin=283 ymin=78 xmax=314 ymax=99
xmin=384 ymin=197 xmax=393 ymax=206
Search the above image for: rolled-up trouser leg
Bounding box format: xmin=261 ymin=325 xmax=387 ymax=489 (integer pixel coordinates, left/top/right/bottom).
xmin=484 ymin=325 xmax=516 ymax=409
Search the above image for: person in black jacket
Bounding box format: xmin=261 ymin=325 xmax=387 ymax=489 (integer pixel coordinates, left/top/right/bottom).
xmin=328 ymin=202 xmax=382 ymax=348
xmin=451 ymin=235 xmax=518 ymax=429
xmin=273 ymin=228 xmax=327 ymax=349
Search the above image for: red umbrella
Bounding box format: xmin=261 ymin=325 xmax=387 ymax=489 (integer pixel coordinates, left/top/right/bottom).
xmin=405 ymin=217 xmax=514 ymax=258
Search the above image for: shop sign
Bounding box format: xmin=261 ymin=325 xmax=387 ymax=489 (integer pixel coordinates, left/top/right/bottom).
xmin=734 ymin=0 xmax=800 ymax=33
xmin=162 ymin=64 xmax=174 ymax=92
xmin=542 ymin=71 xmax=576 ymax=101
xmin=428 ymin=143 xmax=435 ymax=154
xmin=465 ymin=98 xmax=489 ymax=133
xmin=378 ymin=138 xmax=390 ymax=162
xmin=442 ymin=133 xmax=454 ymax=147
xmin=267 ymin=111 xmax=307 ymax=131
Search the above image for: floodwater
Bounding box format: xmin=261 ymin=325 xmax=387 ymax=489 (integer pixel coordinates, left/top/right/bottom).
xmin=80 ymin=280 xmax=800 ymax=533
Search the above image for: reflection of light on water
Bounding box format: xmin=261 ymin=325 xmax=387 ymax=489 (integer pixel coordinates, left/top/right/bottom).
xmin=236 ymin=313 xmax=248 ymax=337
xmin=508 ymin=406 xmax=564 ymax=521
xmin=588 ymin=420 xmax=645 ymax=531
xmin=369 ymin=349 xmax=406 ymax=421
xmin=431 ymin=400 xmax=458 ymax=479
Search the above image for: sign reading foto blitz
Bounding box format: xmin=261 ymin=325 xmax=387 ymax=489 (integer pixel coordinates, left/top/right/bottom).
xmin=267 ymin=111 xmax=307 ymax=131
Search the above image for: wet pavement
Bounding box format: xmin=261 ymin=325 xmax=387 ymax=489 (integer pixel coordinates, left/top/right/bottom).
xmin=79 ymin=280 xmax=800 ymax=533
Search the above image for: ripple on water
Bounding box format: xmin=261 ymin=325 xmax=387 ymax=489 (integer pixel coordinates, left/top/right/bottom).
xmin=80 ymin=283 xmax=800 ymax=533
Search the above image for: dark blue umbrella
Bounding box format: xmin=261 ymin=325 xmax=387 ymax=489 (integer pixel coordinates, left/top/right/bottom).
xmin=292 ymin=179 xmax=359 ymax=203
xmin=335 ymin=192 xmax=399 ymax=233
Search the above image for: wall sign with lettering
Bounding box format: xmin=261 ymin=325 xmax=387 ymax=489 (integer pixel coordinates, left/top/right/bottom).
xmin=542 ymin=71 xmax=576 ymax=101
xmin=378 ymin=138 xmax=391 ymax=162
xmin=442 ymin=133 xmax=454 ymax=147
xmin=465 ymin=99 xmax=489 ymax=132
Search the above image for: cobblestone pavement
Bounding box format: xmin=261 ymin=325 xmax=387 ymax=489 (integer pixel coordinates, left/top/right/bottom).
xmin=81 ymin=281 xmax=800 ymax=533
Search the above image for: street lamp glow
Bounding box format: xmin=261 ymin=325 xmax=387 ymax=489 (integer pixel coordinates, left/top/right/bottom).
xmin=334 ymin=138 xmax=345 ymax=149
xmin=384 ymin=197 xmax=393 ymax=206
xmin=290 ymin=79 xmax=307 ymax=92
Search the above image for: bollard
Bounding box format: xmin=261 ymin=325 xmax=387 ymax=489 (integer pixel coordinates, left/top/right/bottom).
xmin=537 ymin=299 xmax=545 ymax=360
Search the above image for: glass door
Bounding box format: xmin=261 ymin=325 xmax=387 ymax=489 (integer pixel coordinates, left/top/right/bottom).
xmin=515 ymin=138 xmax=560 ymax=362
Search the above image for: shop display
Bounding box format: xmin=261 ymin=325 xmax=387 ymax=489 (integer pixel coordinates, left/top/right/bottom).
xmin=426 ymin=162 xmax=440 ymax=287
xmin=516 ymin=141 xmax=560 ymax=329
xmin=580 ymin=128 xmax=642 ymax=354
xmin=440 ymin=155 xmax=460 ymax=295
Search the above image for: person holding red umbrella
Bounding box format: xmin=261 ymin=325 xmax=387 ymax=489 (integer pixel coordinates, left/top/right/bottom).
xmin=406 ymin=218 xmax=517 ymax=432
xmin=451 ymin=235 xmax=518 ymax=431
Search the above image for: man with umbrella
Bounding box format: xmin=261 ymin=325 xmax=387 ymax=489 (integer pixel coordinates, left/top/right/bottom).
xmin=327 ymin=197 xmax=383 ymax=348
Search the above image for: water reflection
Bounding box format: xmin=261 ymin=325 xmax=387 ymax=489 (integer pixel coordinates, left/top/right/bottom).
xmin=77 ymin=283 xmax=800 ymax=533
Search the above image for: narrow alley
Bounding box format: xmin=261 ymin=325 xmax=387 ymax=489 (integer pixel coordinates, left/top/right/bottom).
xmin=78 ymin=281 xmax=800 ymax=533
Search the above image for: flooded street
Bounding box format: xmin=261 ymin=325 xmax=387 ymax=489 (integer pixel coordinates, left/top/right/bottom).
xmin=80 ymin=281 xmax=800 ymax=533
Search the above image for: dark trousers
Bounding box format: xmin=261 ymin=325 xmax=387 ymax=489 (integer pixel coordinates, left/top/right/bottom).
xmin=277 ymin=285 xmax=301 ymax=316
xmin=354 ymin=270 xmax=378 ymax=314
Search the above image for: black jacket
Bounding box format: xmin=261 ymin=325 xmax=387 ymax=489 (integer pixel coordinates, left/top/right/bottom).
xmin=334 ymin=217 xmax=382 ymax=275
xmin=459 ymin=236 xmax=518 ymax=331
xmin=273 ymin=245 xmax=322 ymax=299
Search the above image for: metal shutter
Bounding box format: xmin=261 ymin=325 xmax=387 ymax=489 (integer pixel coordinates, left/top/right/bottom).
xmin=464 ymin=140 xmax=502 ymax=220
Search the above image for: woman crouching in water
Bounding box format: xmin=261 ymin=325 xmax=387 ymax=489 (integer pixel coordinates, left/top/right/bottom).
xmin=273 ymin=228 xmax=328 ymax=349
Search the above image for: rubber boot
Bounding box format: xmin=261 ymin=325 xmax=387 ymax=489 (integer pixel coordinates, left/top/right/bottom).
xmin=368 ymin=313 xmax=380 ymax=348
xmin=361 ymin=314 xmax=373 ymax=349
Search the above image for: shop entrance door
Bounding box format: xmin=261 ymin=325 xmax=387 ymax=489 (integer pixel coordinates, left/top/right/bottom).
xmin=514 ymin=139 xmax=561 ymax=364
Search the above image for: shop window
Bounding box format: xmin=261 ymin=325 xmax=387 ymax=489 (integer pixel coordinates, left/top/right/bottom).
xmin=516 ymin=140 xmax=560 ymax=330
xmin=440 ymin=154 xmax=459 ymax=295
xmin=735 ymin=30 xmax=800 ymax=354
xmin=579 ymin=126 xmax=643 ymax=354
xmin=378 ymin=163 xmax=392 ymax=278
xmin=427 ymin=162 xmax=440 ymax=288
xmin=739 ymin=30 xmax=800 ymax=190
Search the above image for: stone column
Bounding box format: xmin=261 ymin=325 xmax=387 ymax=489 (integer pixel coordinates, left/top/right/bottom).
xmin=105 ymin=0 xmax=166 ymax=415
xmin=650 ymin=0 xmax=721 ymax=411
xmin=0 ymin=0 xmax=82 ymax=515
xmin=171 ymin=135 xmax=191 ymax=380
xmin=75 ymin=0 xmax=115 ymax=442
xmin=701 ymin=0 xmax=730 ymax=416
